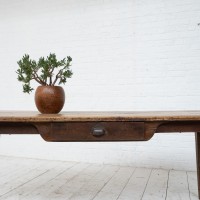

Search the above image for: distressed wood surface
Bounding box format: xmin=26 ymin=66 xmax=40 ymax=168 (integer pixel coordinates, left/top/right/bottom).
xmin=0 ymin=156 xmax=198 ymax=200
xmin=166 ymin=170 xmax=190 ymax=200
xmin=1 ymin=111 xmax=200 ymax=122
xmin=142 ymin=169 xmax=169 ymax=200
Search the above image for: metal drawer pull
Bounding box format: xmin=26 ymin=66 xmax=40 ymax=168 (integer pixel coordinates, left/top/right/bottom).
xmin=92 ymin=127 xmax=105 ymax=137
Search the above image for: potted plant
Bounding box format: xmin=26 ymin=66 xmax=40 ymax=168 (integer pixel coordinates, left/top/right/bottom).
xmin=16 ymin=53 xmax=73 ymax=114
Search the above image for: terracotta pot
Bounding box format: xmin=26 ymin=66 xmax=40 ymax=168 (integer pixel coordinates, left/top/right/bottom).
xmin=35 ymin=86 xmax=65 ymax=114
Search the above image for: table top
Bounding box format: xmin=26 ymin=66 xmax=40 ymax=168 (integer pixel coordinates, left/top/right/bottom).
xmin=0 ymin=111 xmax=200 ymax=122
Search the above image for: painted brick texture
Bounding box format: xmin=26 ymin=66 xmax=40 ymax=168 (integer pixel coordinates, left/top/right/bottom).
xmin=0 ymin=0 xmax=200 ymax=170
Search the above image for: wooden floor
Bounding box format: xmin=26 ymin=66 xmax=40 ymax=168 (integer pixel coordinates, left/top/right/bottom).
xmin=0 ymin=156 xmax=198 ymax=200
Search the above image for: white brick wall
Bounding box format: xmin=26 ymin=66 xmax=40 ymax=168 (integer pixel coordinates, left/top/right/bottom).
xmin=0 ymin=0 xmax=200 ymax=170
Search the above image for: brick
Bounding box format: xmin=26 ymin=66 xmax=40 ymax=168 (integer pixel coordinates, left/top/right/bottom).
xmin=0 ymin=0 xmax=199 ymax=171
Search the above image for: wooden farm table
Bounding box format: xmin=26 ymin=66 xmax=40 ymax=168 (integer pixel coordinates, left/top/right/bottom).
xmin=0 ymin=111 xmax=200 ymax=198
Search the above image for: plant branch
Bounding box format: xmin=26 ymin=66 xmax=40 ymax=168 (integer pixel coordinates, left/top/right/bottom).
xmin=49 ymin=66 xmax=55 ymax=85
xmin=52 ymin=72 xmax=62 ymax=86
xmin=31 ymin=75 xmax=43 ymax=85
xmin=33 ymin=70 xmax=46 ymax=85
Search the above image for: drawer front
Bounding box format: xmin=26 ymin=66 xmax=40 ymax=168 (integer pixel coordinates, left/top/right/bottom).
xmin=42 ymin=122 xmax=145 ymax=141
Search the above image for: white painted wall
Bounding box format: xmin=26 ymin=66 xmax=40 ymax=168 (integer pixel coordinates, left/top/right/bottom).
xmin=0 ymin=0 xmax=200 ymax=171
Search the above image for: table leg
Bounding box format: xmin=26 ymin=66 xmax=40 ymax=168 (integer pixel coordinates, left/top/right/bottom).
xmin=195 ymin=132 xmax=200 ymax=199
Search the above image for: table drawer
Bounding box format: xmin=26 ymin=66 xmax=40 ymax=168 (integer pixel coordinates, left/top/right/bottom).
xmin=41 ymin=122 xmax=145 ymax=141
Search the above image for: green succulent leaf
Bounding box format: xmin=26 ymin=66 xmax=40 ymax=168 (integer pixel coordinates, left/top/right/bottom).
xmin=16 ymin=53 xmax=73 ymax=94
xmin=23 ymin=84 xmax=34 ymax=94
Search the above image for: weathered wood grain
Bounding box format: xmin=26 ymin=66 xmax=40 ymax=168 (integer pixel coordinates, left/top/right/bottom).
xmin=0 ymin=156 xmax=198 ymax=200
xmin=0 ymin=111 xmax=200 ymax=122
xmin=166 ymin=170 xmax=190 ymax=200
xmin=142 ymin=169 xmax=169 ymax=200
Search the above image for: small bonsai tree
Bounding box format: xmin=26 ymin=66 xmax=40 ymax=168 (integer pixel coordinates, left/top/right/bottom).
xmin=16 ymin=53 xmax=73 ymax=93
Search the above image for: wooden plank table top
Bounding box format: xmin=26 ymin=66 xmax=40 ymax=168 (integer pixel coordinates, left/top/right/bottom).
xmin=0 ymin=110 xmax=200 ymax=122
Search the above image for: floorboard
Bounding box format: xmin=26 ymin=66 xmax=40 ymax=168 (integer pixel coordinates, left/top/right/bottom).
xmin=166 ymin=170 xmax=190 ymax=200
xmin=117 ymin=168 xmax=152 ymax=200
xmin=187 ymin=171 xmax=198 ymax=200
xmin=141 ymin=169 xmax=169 ymax=200
xmin=0 ymin=156 xmax=198 ymax=200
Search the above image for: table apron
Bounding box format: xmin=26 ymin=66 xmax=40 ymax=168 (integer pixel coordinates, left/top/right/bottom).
xmin=0 ymin=121 xmax=200 ymax=142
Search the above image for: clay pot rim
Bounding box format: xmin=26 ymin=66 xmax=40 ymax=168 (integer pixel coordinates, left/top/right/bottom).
xmin=37 ymin=85 xmax=63 ymax=88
